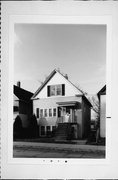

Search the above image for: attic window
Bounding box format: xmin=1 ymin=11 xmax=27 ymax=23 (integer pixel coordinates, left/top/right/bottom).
xmin=47 ymin=84 xmax=65 ymax=97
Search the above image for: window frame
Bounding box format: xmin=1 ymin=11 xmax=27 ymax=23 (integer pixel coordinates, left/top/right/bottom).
xmin=44 ymin=109 xmax=48 ymax=117
xmin=49 ymin=84 xmax=63 ymax=96
xmin=49 ymin=108 xmax=52 ymax=117
xmin=53 ymin=108 xmax=57 ymax=117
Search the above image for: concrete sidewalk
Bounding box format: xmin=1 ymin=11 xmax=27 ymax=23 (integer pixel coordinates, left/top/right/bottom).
xmin=14 ymin=141 xmax=105 ymax=153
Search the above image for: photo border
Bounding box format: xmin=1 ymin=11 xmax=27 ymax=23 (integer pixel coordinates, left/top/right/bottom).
xmin=1 ymin=2 xmax=115 ymax=179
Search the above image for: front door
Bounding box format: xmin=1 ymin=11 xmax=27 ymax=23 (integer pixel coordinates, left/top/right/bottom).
xmin=66 ymin=107 xmax=74 ymax=122
xmin=58 ymin=107 xmax=75 ymax=123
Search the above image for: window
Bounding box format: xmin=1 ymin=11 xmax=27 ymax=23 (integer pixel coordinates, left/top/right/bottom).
xmin=46 ymin=126 xmax=51 ymax=136
xmin=36 ymin=108 xmax=39 ymax=118
xmin=52 ymin=126 xmax=56 ymax=131
xmin=40 ymin=109 xmax=43 ymax=117
xmin=49 ymin=109 xmax=52 ymax=117
xmin=50 ymin=85 xmax=56 ymax=96
xmin=56 ymin=84 xmax=62 ymax=95
xmin=47 ymin=84 xmax=65 ymax=97
xmin=44 ymin=109 xmax=48 ymax=117
xmin=41 ymin=126 xmax=45 ymax=136
xmin=14 ymin=106 xmax=19 ymax=112
xmin=53 ymin=108 xmax=56 ymax=117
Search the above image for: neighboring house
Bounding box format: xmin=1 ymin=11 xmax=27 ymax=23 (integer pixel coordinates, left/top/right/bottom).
xmin=97 ymin=85 xmax=106 ymax=138
xmin=13 ymin=82 xmax=33 ymax=128
xmin=31 ymin=69 xmax=92 ymax=139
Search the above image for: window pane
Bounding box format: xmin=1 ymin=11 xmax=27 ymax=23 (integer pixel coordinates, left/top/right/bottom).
xmin=46 ymin=126 xmax=51 ymax=136
xmin=40 ymin=109 xmax=43 ymax=117
xmin=50 ymin=85 xmax=55 ymax=96
xmin=53 ymin=108 xmax=56 ymax=117
xmin=44 ymin=109 xmax=47 ymax=117
xmin=49 ymin=109 xmax=52 ymax=117
xmin=56 ymin=84 xmax=62 ymax=95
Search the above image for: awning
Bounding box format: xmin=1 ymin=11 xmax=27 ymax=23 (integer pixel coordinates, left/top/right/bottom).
xmin=56 ymin=101 xmax=79 ymax=107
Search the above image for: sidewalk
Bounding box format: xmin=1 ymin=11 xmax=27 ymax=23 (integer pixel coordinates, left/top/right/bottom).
xmin=14 ymin=141 xmax=105 ymax=153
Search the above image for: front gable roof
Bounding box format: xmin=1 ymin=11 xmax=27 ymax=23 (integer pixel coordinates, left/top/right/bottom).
xmin=31 ymin=69 xmax=92 ymax=107
xmin=31 ymin=69 xmax=83 ymax=99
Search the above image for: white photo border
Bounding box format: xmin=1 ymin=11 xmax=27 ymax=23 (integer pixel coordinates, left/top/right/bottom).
xmin=2 ymin=2 xmax=116 ymax=179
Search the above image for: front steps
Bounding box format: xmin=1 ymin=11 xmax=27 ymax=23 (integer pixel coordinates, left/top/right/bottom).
xmin=54 ymin=123 xmax=72 ymax=141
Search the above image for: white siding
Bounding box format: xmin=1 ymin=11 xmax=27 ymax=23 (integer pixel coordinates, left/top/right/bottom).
xmin=33 ymin=96 xmax=82 ymax=126
xmin=35 ymin=72 xmax=82 ymax=99
xmin=100 ymin=95 xmax=106 ymax=138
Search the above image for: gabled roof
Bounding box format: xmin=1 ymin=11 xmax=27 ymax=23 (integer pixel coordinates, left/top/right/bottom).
xmin=31 ymin=69 xmax=83 ymax=99
xmin=14 ymin=85 xmax=33 ymax=102
xmin=31 ymin=69 xmax=92 ymax=107
xmin=97 ymin=85 xmax=106 ymax=99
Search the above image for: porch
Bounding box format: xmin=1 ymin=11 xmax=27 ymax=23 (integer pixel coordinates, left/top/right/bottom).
xmin=56 ymin=100 xmax=81 ymax=124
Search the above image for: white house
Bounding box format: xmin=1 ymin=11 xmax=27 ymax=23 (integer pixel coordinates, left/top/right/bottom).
xmin=97 ymin=85 xmax=106 ymax=138
xmin=31 ymin=69 xmax=92 ymax=140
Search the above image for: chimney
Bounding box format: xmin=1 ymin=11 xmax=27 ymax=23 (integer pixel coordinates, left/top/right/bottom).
xmin=65 ymin=74 xmax=68 ymax=80
xmin=17 ymin=81 xmax=21 ymax=88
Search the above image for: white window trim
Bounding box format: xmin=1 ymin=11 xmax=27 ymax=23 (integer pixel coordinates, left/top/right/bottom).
xmin=36 ymin=107 xmax=57 ymax=118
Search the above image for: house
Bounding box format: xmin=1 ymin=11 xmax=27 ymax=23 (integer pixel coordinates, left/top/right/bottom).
xmin=13 ymin=82 xmax=33 ymax=128
xmin=97 ymin=85 xmax=106 ymax=138
xmin=31 ymin=69 xmax=92 ymax=140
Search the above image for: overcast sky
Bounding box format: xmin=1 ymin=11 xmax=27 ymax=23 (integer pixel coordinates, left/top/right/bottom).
xmin=14 ymin=24 xmax=106 ymax=95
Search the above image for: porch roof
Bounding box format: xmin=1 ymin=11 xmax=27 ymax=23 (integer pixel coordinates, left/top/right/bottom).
xmin=56 ymin=101 xmax=79 ymax=107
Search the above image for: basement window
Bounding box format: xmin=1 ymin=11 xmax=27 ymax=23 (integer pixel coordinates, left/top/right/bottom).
xmin=41 ymin=126 xmax=45 ymax=136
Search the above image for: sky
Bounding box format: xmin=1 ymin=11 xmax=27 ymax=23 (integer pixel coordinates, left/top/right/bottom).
xmin=14 ymin=24 xmax=106 ymax=95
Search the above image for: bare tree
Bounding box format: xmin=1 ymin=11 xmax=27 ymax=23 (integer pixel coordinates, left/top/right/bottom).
xmin=76 ymin=84 xmax=88 ymax=96
xmin=88 ymin=96 xmax=100 ymax=121
xmin=88 ymin=95 xmax=100 ymax=143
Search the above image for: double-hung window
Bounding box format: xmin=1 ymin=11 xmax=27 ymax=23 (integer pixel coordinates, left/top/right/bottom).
xmin=49 ymin=109 xmax=52 ymax=117
xmin=47 ymin=84 xmax=65 ymax=97
xmin=44 ymin=109 xmax=48 ymax=117
xmin=40 ymin=109 xmax=43 ymax=117
xmin=53 ymin=108 xmax=56 ymax=117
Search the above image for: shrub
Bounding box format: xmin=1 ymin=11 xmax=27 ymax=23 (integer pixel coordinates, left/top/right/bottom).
xmin=13 ymin=115 xmax=23 ymax=139
xmin=28 ymin=114 xmax=39 ymax=138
